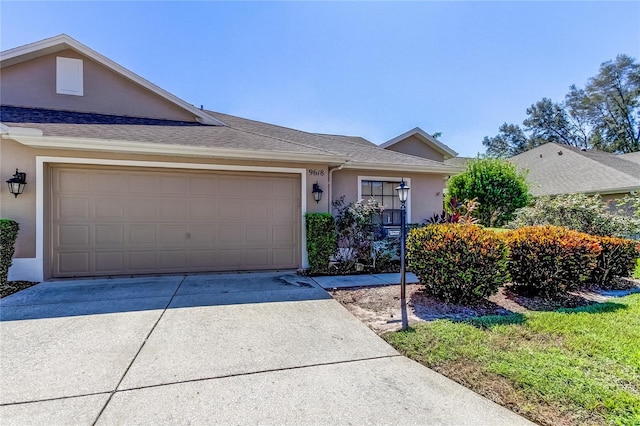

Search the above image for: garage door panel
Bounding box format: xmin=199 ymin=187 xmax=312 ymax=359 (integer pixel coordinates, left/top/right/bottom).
xmin=273 ymin=248 xmax=295 ymax=267
xmin=189 ymin=225 xmax=217 ymax=244
xmin=128 ymin=174 xmax=158 ymax=194
xmin=58 ymin=225 xmax=90 ymax=246
xmin=190 ymin=199 xmax=217 ymax=219
xmin=58 ymin=252 xmax=90 ymax=275
xmin=158 ymin=225 xmax=188 ymax=245
xmin=58 ymin=170 xmax=90 ymax=192
xmin=94 ymin=252 xmax=124 ymax=273
xmin=129 ymin=199 xmax=158 ymax=219
xmin=159 ymin=199 xmax=187 ymax=220
xmin=219 ymin=202 xmax=245 ymax=221
xmin=58 ymin=197 xmax=90 ymax=220
xmin=95 ymin=198 xmax=125 ymax=219
xmin=129 ymin=251 xmax=157 ymax=271
xmin=52 ymin=167 xmax=300 ymax=277
xmin=95 ymin=225 xmax=125 ymax=246
xmin=129 ymin=225 xmax=157 ymax=245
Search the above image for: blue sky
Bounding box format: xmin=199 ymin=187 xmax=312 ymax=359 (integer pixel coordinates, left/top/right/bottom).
xmin=2 ymin=1 xmax=639 ymax=157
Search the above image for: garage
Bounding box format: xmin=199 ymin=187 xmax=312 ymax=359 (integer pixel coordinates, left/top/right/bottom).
xmin=50 ymin=166 xmax=301 ymax=277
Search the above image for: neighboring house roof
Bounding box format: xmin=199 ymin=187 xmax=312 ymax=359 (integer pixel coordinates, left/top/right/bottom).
xmin=379 ymin=127 xmax=458 ymax=159
xmin=444 ymin=156 xmax=472 ymax=169
xmin=621 ymin=151 xmax=640 ymax=164
xmin=0 ymin=34 xmax=225 ymax=126
xmin=1 ymin=106 xmax=460 ymax=174
xmin=509 ymin=142 xmax=640 ymax=196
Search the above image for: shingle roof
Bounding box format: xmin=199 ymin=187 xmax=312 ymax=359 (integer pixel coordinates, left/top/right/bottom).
xmin=509 ymin=142 xmax=640 ymax=196
xmin=621 ymin=151 xmax=640 ymax=164
xmin=1 ymin=106 xmax=459 ymax=173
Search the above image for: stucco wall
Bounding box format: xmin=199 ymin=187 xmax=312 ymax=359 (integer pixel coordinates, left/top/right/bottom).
xmin=385 ymin=136 xmax=445 ymax=163
xmin=1 ymin=49 xmax=196 ymax=122
xmin=331 ymin=168 xmax=445 ymax=224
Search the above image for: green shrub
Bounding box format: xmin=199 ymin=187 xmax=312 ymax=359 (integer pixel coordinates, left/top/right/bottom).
xmin=503 ymin=226 xmax=601 ymax=298
xmin=445 ymin=158 xmax=531 ymax=227
xmin=0 ymin=219 xmax=20 ymax=285
xmin=406 ymin=224 xmax=509 ymax=303
xmin=305 ymin=213 xmax=336 ymax=275
xmin=508 ymin=193 xmax=640 ymax=238
xmin=591 ymin=236 xmax=640 ymax=287
xmin=332 ymin=197 xmax=385 ymax=273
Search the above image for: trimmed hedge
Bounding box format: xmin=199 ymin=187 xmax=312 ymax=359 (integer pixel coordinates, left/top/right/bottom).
xmin=503 ymin=225 xmax=601 ymax=298
xmin=305 ymin=213 xmax=336 ymax=275
xmin=407 ymin=224 xmax=509 ymax=303
xmin=591 ymin=236 xmax=640 ymax=287
xmin=1 ymin=219 xmax=20 ymax=285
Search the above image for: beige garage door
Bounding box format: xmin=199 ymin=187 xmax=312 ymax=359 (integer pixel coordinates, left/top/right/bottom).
xmin=51 ymin=166 xmax=301 ymax=277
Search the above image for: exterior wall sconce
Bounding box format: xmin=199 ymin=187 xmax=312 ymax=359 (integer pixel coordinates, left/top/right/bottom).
xmin=6 ymin=169 xmax=27 ymax=198
xmin=312 ymin=182 xmax=323 ymax=203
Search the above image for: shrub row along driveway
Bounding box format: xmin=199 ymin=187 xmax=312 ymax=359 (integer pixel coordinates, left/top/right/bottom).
xmin=0 ymin=273 xmax=532 ymax=425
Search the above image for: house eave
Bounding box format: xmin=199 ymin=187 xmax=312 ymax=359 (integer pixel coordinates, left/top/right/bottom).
xmin=380 ymin=127 xmax=458 ymax=159
xmin=2 ymin=133 xmax=347 ymax=165
xmin=341 ymin=161 xmax=461 ymax=175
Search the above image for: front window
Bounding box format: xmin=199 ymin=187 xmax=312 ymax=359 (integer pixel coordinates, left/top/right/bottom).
xmin=360 ymin=180 xmax=403 ymax=225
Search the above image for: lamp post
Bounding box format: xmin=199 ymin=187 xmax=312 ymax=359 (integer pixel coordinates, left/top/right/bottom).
xmin=396 ymin=179 xmax=410 ymax=330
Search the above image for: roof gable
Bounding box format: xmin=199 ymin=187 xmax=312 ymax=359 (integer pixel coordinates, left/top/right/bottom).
xmin=379 ymin=127 xmax=458 ymax=160
xmin=0 ymin=34 xmax=224 ymax=126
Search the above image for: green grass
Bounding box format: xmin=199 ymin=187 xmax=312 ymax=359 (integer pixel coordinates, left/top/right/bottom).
xmin=384 ymin=294 xmax=640 ymax=426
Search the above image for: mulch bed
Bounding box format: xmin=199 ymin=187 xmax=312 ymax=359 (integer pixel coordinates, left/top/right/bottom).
xmin=1 ymin=281 xmax=40 ymax=299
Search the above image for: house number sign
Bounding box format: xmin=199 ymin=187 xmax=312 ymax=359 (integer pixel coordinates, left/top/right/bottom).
xmin=308 ymin=169 xmax=325 ymax=176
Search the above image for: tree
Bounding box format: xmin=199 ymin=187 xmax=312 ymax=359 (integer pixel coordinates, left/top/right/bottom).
xmin=445 ymin=158 xmax=531 ymax=227
xmin=482 ymin=123 xmax=536 ymax=157
xmin=483 ymin=54 xmax=640 ymax=156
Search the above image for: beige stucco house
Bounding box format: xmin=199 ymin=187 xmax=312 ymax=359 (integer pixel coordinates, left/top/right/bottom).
xmin=1 ymin=34 xmax=459 ymax=281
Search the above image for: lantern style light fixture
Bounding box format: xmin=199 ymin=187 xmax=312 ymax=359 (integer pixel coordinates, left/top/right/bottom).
xmin=395 ymin=179 xmax=410 ymax=330
xmin=6 ymin=169 xmax=27 ymax=198
xmin=312 ymin=182 xmax=323 ymax=203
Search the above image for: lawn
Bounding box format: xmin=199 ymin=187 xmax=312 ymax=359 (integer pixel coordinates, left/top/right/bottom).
xmin=384 ymin=293 xmax=640 ymax=426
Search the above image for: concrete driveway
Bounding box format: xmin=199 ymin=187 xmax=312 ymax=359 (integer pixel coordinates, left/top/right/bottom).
xmin=0 ymin=272 xmax=532 ymax=425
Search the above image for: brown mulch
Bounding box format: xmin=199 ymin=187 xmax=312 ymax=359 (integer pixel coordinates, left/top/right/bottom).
xmin=331 ymin=278 xmax=640 ymax=334
xmin=1 ymin=281 xmax=40 ymax=299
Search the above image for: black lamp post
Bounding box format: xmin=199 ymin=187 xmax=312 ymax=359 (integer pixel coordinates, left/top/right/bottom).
xmin=396 ymin=179 xmax=410 ymax=330
xmin=6 ymin=169 xmax=27 ymax=198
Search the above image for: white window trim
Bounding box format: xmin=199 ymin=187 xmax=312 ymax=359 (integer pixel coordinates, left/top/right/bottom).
xmin=357 ymin=176 xmax=411 ymax=223
xmin=10 ymin=157 xmax=308 ymax=282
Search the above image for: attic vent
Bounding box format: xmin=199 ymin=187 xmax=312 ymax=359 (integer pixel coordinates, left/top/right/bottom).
xmin=56 ymin=57 xmax=83 ymax=96
xmin=557 ymin=150 xmax=563 ymax=155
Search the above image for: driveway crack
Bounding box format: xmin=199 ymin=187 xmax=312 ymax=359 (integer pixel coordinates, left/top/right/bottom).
xmin=91 ymin=275 xmax=188 ymax=425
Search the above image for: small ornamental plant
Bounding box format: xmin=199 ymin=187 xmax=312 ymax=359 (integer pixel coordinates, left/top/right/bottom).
xmin=503 ymin=225 xmax=602 ymax=298
xmin=591 ymin=236 xmax=640 ymax=287
xmin=407 ymin=224 xmax=509 ymax=304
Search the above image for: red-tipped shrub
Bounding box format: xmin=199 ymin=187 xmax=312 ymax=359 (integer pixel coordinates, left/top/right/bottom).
xmin=503 ymin=226 xmax=601 ymax=298
xmin=407 ymin=224 xmax=509 ymax=303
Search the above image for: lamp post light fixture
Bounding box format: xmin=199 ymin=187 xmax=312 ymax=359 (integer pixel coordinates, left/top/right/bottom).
xmin=312 ymin=182 xmax=323 ymax=204
xmin=6 ymin=169 xmax=27 ymax=198
xmin=396 ymin=179 xmax=410 ymax=330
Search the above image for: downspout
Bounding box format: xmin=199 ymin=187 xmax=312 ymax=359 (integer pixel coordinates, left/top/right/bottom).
xmin=328 ymin=163 xmax=346 ymax=213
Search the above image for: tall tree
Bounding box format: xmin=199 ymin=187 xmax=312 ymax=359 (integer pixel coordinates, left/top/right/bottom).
xmin=483 ymin=54 xmax=640 ymax=156
xmin=576 ymin=54 xmax=640 ymax=153
xmin=482 ymin=123 xmax=535 ymax=157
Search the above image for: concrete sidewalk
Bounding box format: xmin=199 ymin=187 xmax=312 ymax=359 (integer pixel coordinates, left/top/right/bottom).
xmin=0 ymin=272 xmax=533 ymax=425
xmin=312 ymin=272 xmax=419 ymax=289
